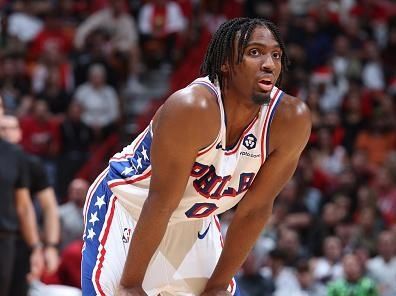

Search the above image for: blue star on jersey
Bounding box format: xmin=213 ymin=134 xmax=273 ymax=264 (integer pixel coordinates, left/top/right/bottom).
xmin=108 ymin=128 xmax=152 ymax=180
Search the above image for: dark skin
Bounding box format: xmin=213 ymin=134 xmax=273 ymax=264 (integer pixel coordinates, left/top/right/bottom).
xmin=118 ymin=26 xmax=311 ymax=296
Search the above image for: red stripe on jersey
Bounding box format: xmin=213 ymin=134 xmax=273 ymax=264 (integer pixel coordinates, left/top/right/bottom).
xmin=108 ymin=170 xmax=152 ymax=188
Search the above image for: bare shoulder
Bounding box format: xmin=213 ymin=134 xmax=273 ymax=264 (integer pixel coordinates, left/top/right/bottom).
xmin=269 ymin=93 xmax=312 ymax=155
xmin=275 ymin=94 xmax=311 ymax=125
xmin=152 ymin=83 xmax=221 ymax=149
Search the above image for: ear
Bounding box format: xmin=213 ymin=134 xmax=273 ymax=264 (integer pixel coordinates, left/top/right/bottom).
xmin=221 ymin=63 xmax=229 ymax=73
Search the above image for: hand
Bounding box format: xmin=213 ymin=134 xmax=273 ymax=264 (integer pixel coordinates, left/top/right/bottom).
xmin=201 ymin=290 xmax=232 ymax=296
xmin=44 ymin=246 xmax=60 ymax=274
xmin=117 ymin=286 xmax=148 ymax=296
xmin=27 ymin=247 xmax=45 ymax=282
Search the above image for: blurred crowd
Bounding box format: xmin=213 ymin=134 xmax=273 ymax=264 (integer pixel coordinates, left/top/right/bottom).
xmin=0 ymin=0 xmax=396 ymax=295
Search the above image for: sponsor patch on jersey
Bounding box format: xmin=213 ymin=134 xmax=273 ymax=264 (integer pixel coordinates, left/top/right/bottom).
xmin=240 ymin=151 xmax=261 ymax=158
xmin=243 ymin=133 xmax=257 ymax=150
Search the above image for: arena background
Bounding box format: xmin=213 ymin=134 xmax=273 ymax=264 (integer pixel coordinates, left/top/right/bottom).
xmin=1 ymin=0 xmax=396 ymax=295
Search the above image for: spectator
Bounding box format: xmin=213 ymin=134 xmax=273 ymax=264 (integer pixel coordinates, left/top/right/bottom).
xmin=352 ymin=207 xmax=383 ymax=255
xmin=19 ymin=99 xmax=60 ymax=158
xmin=295 ymin=260 xmax=326 ymax=296
xmin=309 ymin=202 xmax=341 ymax=256
xmin=0 ymin=53 xmax=31 ymax=112
xmin=355 ymin=115 xmax=396 ymax=168
xmin=373 ymin=167 xmax=396 ymax=225
xmin=327 ymin=253 xmax=378 ymax=296
xmin=237 ymin=247 xmax=275 ymax=296
xmin=74 ymin=0 xmax=141 ymax=88
xmin=277 ymin=228 xmax=308 ymax=267
xmin=312 ymin=236 xmax=343 ymax=284
xmin=7 ymin=0 xmax=43 ymax=43
xmin=57 ymin=102 xmax=93 ymax=199
xmin=73 ymin=63 xmax=120 ymax=140
xmin=261 ymin=248 xmax=300 ymax=296
xmin=277 ymin=178 xmax=312 ymax=233
xmin=367 ymin=231 xmax=396 ymax=296
xmin=138 ymin=0 xmax=187 ymax=67
xmin=31 ymin=41 xmax=73 ymax=95
xmin=59 ymin=178 xmax=89 ymax=250
xmin=38 ymin=68 xmax=72 ymax=115
xmin=29 ymin=10 xmax=73 ymax=60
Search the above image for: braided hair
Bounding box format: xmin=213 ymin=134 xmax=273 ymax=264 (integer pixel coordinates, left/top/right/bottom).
xmin=200 ymin=18 xmax=289 ymax=91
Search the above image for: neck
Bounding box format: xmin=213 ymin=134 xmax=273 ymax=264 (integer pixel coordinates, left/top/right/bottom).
xmin=222 ymin=93 xmax=261 ymax=147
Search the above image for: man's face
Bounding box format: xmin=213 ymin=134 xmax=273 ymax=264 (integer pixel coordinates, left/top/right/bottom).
xmin=227 ymin=26 xmax=282 ymax=105
xmin=0 ymin=116 xmax=22 ymax=144
xmin=343 ymin=255 xmax=362 ymax=282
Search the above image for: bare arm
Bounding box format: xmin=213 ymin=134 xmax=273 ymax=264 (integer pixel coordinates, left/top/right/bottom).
xmin=15 ymin=188 xmax=45 ymax=281
xmin=37 ymin=187 xmax=60 ymax=273
xmin=15 ymin=188 xmax=41 ymax=247
xmin=120 ymin=87 xmax=219 ymax=289
xmin=203 ymin=97 xmax=312 ymax=293
xmin=37 ymin=187 xmax=60 ymax=246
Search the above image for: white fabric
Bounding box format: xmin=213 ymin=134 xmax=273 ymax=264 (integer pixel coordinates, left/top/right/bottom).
xmin=74 ymin=83 xmax=119 ymax=128
xmin=8 ymin=12 xmax=43 ymax=42
xmin=138 ymin=1 xmax=186 ymax=35
xmin=87 ymin=199 xmax=226 ymax=295
xmin=74 ymin=9 xmax=138 ymax=51
xmin=367 ymin=256 xmax=396 ymax=296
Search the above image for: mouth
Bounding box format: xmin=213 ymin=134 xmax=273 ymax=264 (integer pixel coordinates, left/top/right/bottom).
xmin=258 ymin=78 xmax=274 ymax=92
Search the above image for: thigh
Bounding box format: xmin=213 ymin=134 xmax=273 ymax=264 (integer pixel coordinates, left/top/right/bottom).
xmin=82 ymin=175 xmax=136 ymax=296
xmin=0 ymin=236 xmax=16 ymax=296
xmin=159 ymin=216 xmax=240 ymax=296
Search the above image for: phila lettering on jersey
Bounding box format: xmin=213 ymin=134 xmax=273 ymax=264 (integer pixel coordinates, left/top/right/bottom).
xmin=104 ymin=77 xmax=283 ymax=223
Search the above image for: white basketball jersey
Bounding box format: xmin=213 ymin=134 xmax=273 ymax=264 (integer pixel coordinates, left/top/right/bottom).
xmin=107 ymin=77 xmax=284 ymax=223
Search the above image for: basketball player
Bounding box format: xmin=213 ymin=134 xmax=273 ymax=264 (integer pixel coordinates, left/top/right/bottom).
xmin=82 ymin=18 xmax=311 ymax=296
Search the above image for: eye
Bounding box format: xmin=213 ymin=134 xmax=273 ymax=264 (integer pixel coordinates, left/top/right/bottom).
xmin=272 ymin=51 xmax=282 ymax=59
xmin=248 ymin=48 xmax=260 ymax=56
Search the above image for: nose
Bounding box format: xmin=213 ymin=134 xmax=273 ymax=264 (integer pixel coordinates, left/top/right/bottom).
xmin=260 ymin=53 xmax=275 ymax=72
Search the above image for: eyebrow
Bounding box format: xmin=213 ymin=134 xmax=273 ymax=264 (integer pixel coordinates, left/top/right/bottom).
xmin=246 ymin=42 xmax=281 ymax=50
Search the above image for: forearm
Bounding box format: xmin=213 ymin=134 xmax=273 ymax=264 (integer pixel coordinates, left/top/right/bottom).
xmin=120 ymin=197 xmax=173 ymax=287
xmin=16 ymin=189 xmax=41 ymax=247
xmin=205 ymin=208 xmax=272 ymax=291
xmin=38 ymin=188 xmax=60 ymax=245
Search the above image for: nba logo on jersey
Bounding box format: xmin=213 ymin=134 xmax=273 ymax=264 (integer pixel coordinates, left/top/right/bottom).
xmin=122 ymin=228 xmax=131 ymax=243
xmin=243 ymin=133 xmax=257 ymax=150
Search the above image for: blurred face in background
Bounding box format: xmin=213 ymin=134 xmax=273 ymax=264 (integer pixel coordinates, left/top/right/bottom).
xmin=89 ymin=64 xmax=106 ymax=88
xmin=377 ymin=231 xmax=396 ymax=261
xmin=68 ymin=179 xmax=89 ymax=208
xmin=323 ymin=202 xmax=340 ymax=226
xmin=297 ymin=264 xmax=314 ymax=289
xmin=323 ymin=236 xmax=342 ymax=262
xmin=0 ymin=115 xmax=22 ymax=144
xmin=67 ymin=102 xmax=83 ymax=122
xmin=343 ymin=254 xmax=362 ymax=282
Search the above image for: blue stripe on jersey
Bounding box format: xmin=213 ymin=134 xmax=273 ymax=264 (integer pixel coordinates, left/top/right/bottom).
xmin=265 ymin=91 xmax=284 ymax=159
xmin=108 ymin=130 xmax=152 ymax=181
xmin=81 ymin=175 xmax=113 ymax=295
